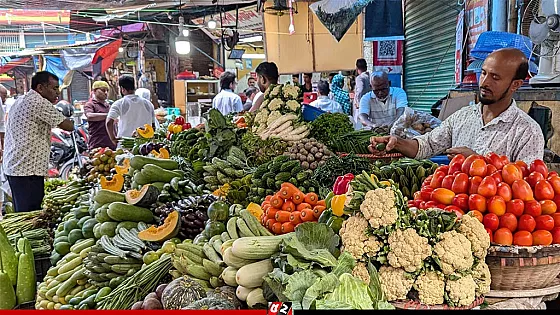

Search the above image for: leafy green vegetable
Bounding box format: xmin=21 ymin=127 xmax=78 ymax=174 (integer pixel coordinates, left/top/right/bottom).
xmin=368 ymin=260 xmax=384 ymax=302
xmin=310 ymin=113 xmax=354 ymax=147
xmin=302 ymin=273 xmax=339 ymax=309
xmin=320 ymin=273 xmax=375 ymax=309
xmin=294 ymin=222 xmax=340 ymax=256
xmin=283 ymin=270 xmax=318 ymax=305
xmin=281 ymin=234 xmax=337 ymax=268
xmin=315 ymin=299 xmax=354 ymax=310
xmin=332 ymin=252 xmax=357 ymax=276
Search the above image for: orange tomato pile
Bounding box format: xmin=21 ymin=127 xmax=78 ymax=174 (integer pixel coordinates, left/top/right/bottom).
xmin=411 ymin=152 xmax=560 ymax=246
xmin=260 ymin=182 xmax=326 ymax=235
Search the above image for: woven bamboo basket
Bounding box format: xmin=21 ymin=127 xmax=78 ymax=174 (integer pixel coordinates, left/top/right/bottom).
xmin=486 ymin=244 xmax=560 ymax=291
xmin=390 ymin=295 xmax=485 ymax=310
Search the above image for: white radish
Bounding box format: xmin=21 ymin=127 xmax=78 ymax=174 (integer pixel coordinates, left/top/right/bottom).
xmin=276 ymin=125 xmax=294 ymax=136
xmin=281 ymin=129 xmax=309 ymax=141
xmin=266 ymin=114 xmax=297 ymax=131
xmin=287 ymin=125 xmax=308 ymax=136
xmin=270 ymin=120 xmax=293 ymax=135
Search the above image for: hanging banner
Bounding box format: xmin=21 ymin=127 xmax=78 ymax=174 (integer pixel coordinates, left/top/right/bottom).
xmin=0 ymin=9 xmax=70 ymax=25
xmin=456 ymin=9 xmax=465 ymax=84
xmin=466 ymin=0 xmax=488 ymax=54
xmin=310 ymin=0 xmax=372 ymax=42
xmin=372 ymin=40 xmax=403 ymax=74
xmin=191 ymin=5 xmax=262 ymax=42
xmin=364 ymin=0 xmax=404 ymax=41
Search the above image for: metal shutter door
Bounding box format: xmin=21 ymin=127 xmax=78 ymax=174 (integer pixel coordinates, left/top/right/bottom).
xmin=404 ymin=0 xmax=459 ymax=112
xmin=70 ymin=71 xmax=91 ymax=102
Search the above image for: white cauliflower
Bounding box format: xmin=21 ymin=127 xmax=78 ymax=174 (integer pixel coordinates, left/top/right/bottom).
xmin=270 ymin=85 xmax=282 ymax=98
xmin=352 ymin=262 xmax=370 ymax=284
xmin=268 ymin=98 xmax=284 ymax=111
xmin=445 ymin=275 xmax=476 ymax=307
xmin=458 ymin=213 xmax=490 ymax=260
xmin=472 ymin=261 xmax=491 ymax=295
xmin=266 ymin=110 xmax=283 ymax=126
xmin=433 ymin=231 xmax=474 ymax=275
xmin=286 ymin=100 xmax=301 ymax=112
xmin=413 ymin=271 xmax=445 ymax=305
xmin=283 ymin=84 xmax=300 ymax=100
xmin=339 ymin=215 xmax=381 ymax=261
xmin=254 ymin=109 xmax=269 ymax=125
xmin=378 ymin=266 xmax=415 ymax=301
xmin=360 ymin=187 xmax=398 ymax=229
xmin=261 ymin=99 xmax=269 ymax=110
xmin=263 ymin=85 xmax=274 ymax=99
xmin=388 ymin=228 xmax=432 ymax=273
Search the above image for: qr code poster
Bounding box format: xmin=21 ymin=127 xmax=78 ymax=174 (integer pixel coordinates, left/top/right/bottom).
xmin=373 ymin=40 xmax=403 ymax=74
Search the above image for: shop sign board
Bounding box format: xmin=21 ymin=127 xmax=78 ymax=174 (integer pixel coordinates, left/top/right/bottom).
xmin=191 ymin=5 xmax=262 ymax=42
xmin=466 ymin=0 xmax=488 ymax=54
xmin=456 ymin=9 xmax=465 ymax=84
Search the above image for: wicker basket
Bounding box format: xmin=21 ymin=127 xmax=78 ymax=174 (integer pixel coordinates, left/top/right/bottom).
xmin=486 ymin=244 xmax=560 ymax=291
xmin=390 ymin=295 xmax=485 ymax=310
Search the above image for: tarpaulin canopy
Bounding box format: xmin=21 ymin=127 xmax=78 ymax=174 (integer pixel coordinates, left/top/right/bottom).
xmin=0 ymin=56 xmax=30 ymax=74
xmin=61 ymin=39 xmax=122 ymax=77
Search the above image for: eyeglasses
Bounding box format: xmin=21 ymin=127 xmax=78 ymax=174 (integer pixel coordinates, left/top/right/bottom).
xmin=372 ymin=86 xmax=389 ymax=93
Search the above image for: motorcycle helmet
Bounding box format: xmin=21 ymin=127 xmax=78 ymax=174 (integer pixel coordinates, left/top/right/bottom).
xmin=55 ymin=100 xmax=74 ymax=118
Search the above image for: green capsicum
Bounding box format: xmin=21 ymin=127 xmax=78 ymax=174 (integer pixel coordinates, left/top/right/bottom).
xmin=326 ymin=216 xmax=344 ymax=233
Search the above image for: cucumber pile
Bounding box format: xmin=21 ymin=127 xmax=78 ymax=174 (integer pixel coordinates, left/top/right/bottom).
xmin=41 ymin=180 xmax=90 ymax=227
xmin=248 ymin=155 xmax=321 ymax=204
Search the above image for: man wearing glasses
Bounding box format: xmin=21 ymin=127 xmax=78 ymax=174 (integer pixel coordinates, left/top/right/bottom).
xmin=358 ymin=71 xmax=408 ymax=130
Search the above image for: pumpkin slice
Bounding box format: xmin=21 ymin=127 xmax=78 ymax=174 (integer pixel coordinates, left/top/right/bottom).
xmin=137 ymin=124 xmax=155 ymax=139
xmin=100 ymin=174 xmax=124 ymax=192
xmin=138 ymin=210 xmax=180 ymax=242
xmin=150 ymin=148 xmax=170 ymax=159
xmin=115 ymin=158 xmax=131 ymax=175
xmin=125 ymin=184 xmax=160 ymax=208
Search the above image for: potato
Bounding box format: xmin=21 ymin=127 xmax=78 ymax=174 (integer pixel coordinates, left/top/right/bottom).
xmin=412 ymin=123 xmax=424 ymax=131
xmin=142 ymin=298 xmax=163 ymax=310
xmin=131 ymin=301 xmax=143 ymax=310
xmin=155 ymin=284 xmax=167 ymax=299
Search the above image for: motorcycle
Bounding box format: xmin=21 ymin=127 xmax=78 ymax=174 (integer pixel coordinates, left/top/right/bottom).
xmin=48 ymin=123 xmax=89 ymax=180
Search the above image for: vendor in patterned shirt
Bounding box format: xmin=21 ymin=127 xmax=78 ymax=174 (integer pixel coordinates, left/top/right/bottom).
xmin=368 ymin=48 xmax=544 ymax=164
xmin=3 ymin=71 xmax=74 ymax=212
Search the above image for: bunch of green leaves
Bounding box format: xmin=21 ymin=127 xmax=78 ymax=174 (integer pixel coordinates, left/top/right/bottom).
xmin=413 ymin=208 xmax=460 ymax=245
xmin=310 ymin=113 xmax=354 ymax=148
xmin=311 ymin=154 xmax=373 ymax=189
xmin=199 ymin=109 xmax=239 ymax=161
xmin=240 ymin=131 xmax=289 ymax=166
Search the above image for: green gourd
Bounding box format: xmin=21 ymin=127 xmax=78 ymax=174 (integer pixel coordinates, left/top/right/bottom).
xmin=0 ymin=225 xmax=17 ymax=286
xmin=0 ymin=248 xmax=16 ymax=309
xmin=15 ymin=238 xmax=36 ymax=304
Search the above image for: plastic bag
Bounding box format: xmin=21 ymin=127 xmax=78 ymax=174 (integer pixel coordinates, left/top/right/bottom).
xmin=310 ymin=0 xmax=372 ymax=41
xmin=390 ymin=107 xmax=441 ymax=139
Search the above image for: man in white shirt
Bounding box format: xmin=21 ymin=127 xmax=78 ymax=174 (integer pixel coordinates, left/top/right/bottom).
xmin=359 ymin=71 xmax=408 ymax=129
xmin=309 ymin=80 xmax=343 ymax=114
xmin=106 ymin=75 xmax=156 ymax=146
xmin=212 ymin=72 xmax=243 ymax=116
xmin=3 ymin=71 xmax=74 ymax=212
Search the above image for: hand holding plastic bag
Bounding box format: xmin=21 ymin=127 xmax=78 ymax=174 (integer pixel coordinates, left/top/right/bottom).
xmin=390 ymin=107 xmax=441 ymax=139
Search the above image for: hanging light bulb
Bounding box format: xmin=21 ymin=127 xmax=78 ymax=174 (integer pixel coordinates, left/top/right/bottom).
xmin=175 ymin=16 xmax=191 ymax=55
xmin=182 ymin=29 xmax=189 ymax=37
xmin=118 ymin=47 xmax=124 ymax=53
xmin=207 ymin=16 xmax=217 ymax=30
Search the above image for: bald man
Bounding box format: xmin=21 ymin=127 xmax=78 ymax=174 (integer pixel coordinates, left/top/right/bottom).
xmin=369 ymin=48 xmax=544 ymax=164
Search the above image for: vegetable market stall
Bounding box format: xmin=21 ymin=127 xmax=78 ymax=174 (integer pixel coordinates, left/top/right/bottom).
xmin=1 ymin=82 xmax=559 ymax=311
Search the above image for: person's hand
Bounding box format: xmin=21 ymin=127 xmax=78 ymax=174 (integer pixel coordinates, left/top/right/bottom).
xmin=368 ymin=136 xmax=398 ymax=154
xmin=445 ymin=147 xmax=477 ymax=160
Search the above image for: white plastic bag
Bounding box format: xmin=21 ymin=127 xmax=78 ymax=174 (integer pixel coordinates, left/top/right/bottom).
xmin=390 ymin=107 xmax=441 ymax=139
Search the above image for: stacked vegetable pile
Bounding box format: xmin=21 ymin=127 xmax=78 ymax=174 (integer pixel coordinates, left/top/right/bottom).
xmin=309 ymin=112 xmax=354 ymax=148
xmin=248 ymin=156 xmax=321 ymax=204
xmin=165 ymin=116 xmax=193 ymax=141
xmin=311 ymin=154 xmax=373 ymax=189
xmin=170 ymin=128 xmax=204 ymax=158
xmin=373 ymin=158 xmax=438 ymax=199
xmin=283 ymin=138 xmax=334 ymax=171
xmin=154 ymin=195 xmax=215 ymax=240
xmin=45 ymin=178 xmax=69 ymax=194
xmin=42 ymin=180 xmax=90 ymax=223
xmin=1 ymin=210 xmax=49 ymax=237
xmin=338 ymin=173 xmax=490 ymax=307
xmin=412 ymin=153 xmax=560 ymax=247
xmin=253 ymin=83 xmax=309 ymax=142
xmin=0 ymin=225 xmax=37 ymax=310
xmin=8 ymin=229 xmax=51 ymax=257
xmin=329 ymin=129 xmax=387 ymax=154
xmin=240 ymin=129 xmax=289 ymax=166
xmin=202 ymin=146 xmax=252 ymax=201
xmin=86 ymin=148 xmax=124 ymax=181
xmin=259 ymin=183 xmax=326 ymax=235
xmin=186 ymin=109 xmax=240 ymax=162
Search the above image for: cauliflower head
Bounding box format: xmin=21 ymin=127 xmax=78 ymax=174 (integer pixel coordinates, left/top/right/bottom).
xmin=458 ymin=213 xmax=490 ymax=260
xmin=378 ymin=266 xmax=415 ymax=301
xmin=388 ymin=228 xmax=432 ymax=273
xmin=283 ymin=84 xmax=300 ymax=100
xmin=413 ymin=271 xmax=445 ymax=305
xmin=254 ymin=109 xmax=269 ymax=125
xmin=286 ymin=100 xmax=301 ymax=112
xmin=270 ymin=85 xmax=282 ymax=98
xmin=261 ymin=99 xmax=270 ymax=110
xmin=268 ymin=98 xmax=284 ymax=111
xmin=445 ymin=275 xmax=476 ymax=307
xmin=472 ymin=261 xmax=491 ymax=296
xmin=266 ymin=110 xmax=283 ymax=126
xmin=360 ymin=187 xmax=398 ymax=229
xmin=340 ymin=215 xmax=381 ymax=261
xmin=433 ymin=231 xmax=474 ymax=275
xmin=352 ymin=262 xmax=370 ymax=284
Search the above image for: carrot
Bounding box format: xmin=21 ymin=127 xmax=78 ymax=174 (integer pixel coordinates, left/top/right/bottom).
xmin=292 ymin=191 xmax=306 ymax=205
xmin=304 ymin=192 xmax=319 ymax=206
xmin=265 ymin=195 xmax=273 ymax=202
xmin=279 ymin=182 xmax=301 ymax=199
xmin=275 ymin=210 xmax=292 ymax=223
xmin=262 ymin=204 xmax=271 ymax=212
xmin=281 ymin=222 xmax=295 ymax=234
xmin=270 ymin=194 xmax=284 ymax=208
xmin=300 ymin=208 xmax=315 ymax=222
xmin=261 ymin=214 xmax=266 ymax=225
xmin=316 ymin=200 xmax=326 ymax=207
xmin=266 ymin=208 xmax=279 ymax=220
xmin=289 ymin=211 xmax=302 ymax=225
xmin=265 ymin=218 xmax=276 ymax=230
xmin=271 ymin=222 xmax=282 ymax=235
xmin=296 ymin=202 xmax=312 ymax=212
xmin=282 ymin=200 xmax=296 ymax=212
xmin=313 ymin=206 xmax=326 ymax=219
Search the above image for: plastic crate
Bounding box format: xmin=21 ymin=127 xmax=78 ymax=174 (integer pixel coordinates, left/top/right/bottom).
xmin=35 ymin=254 xmax=52 ymax=282
xmin=302 ymin=104 xmax=326 ymax=122
xmin=470 ymin=31 xmax=534 ymax=61
xmin=430 ymin=155 xmax=450 ymax=165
